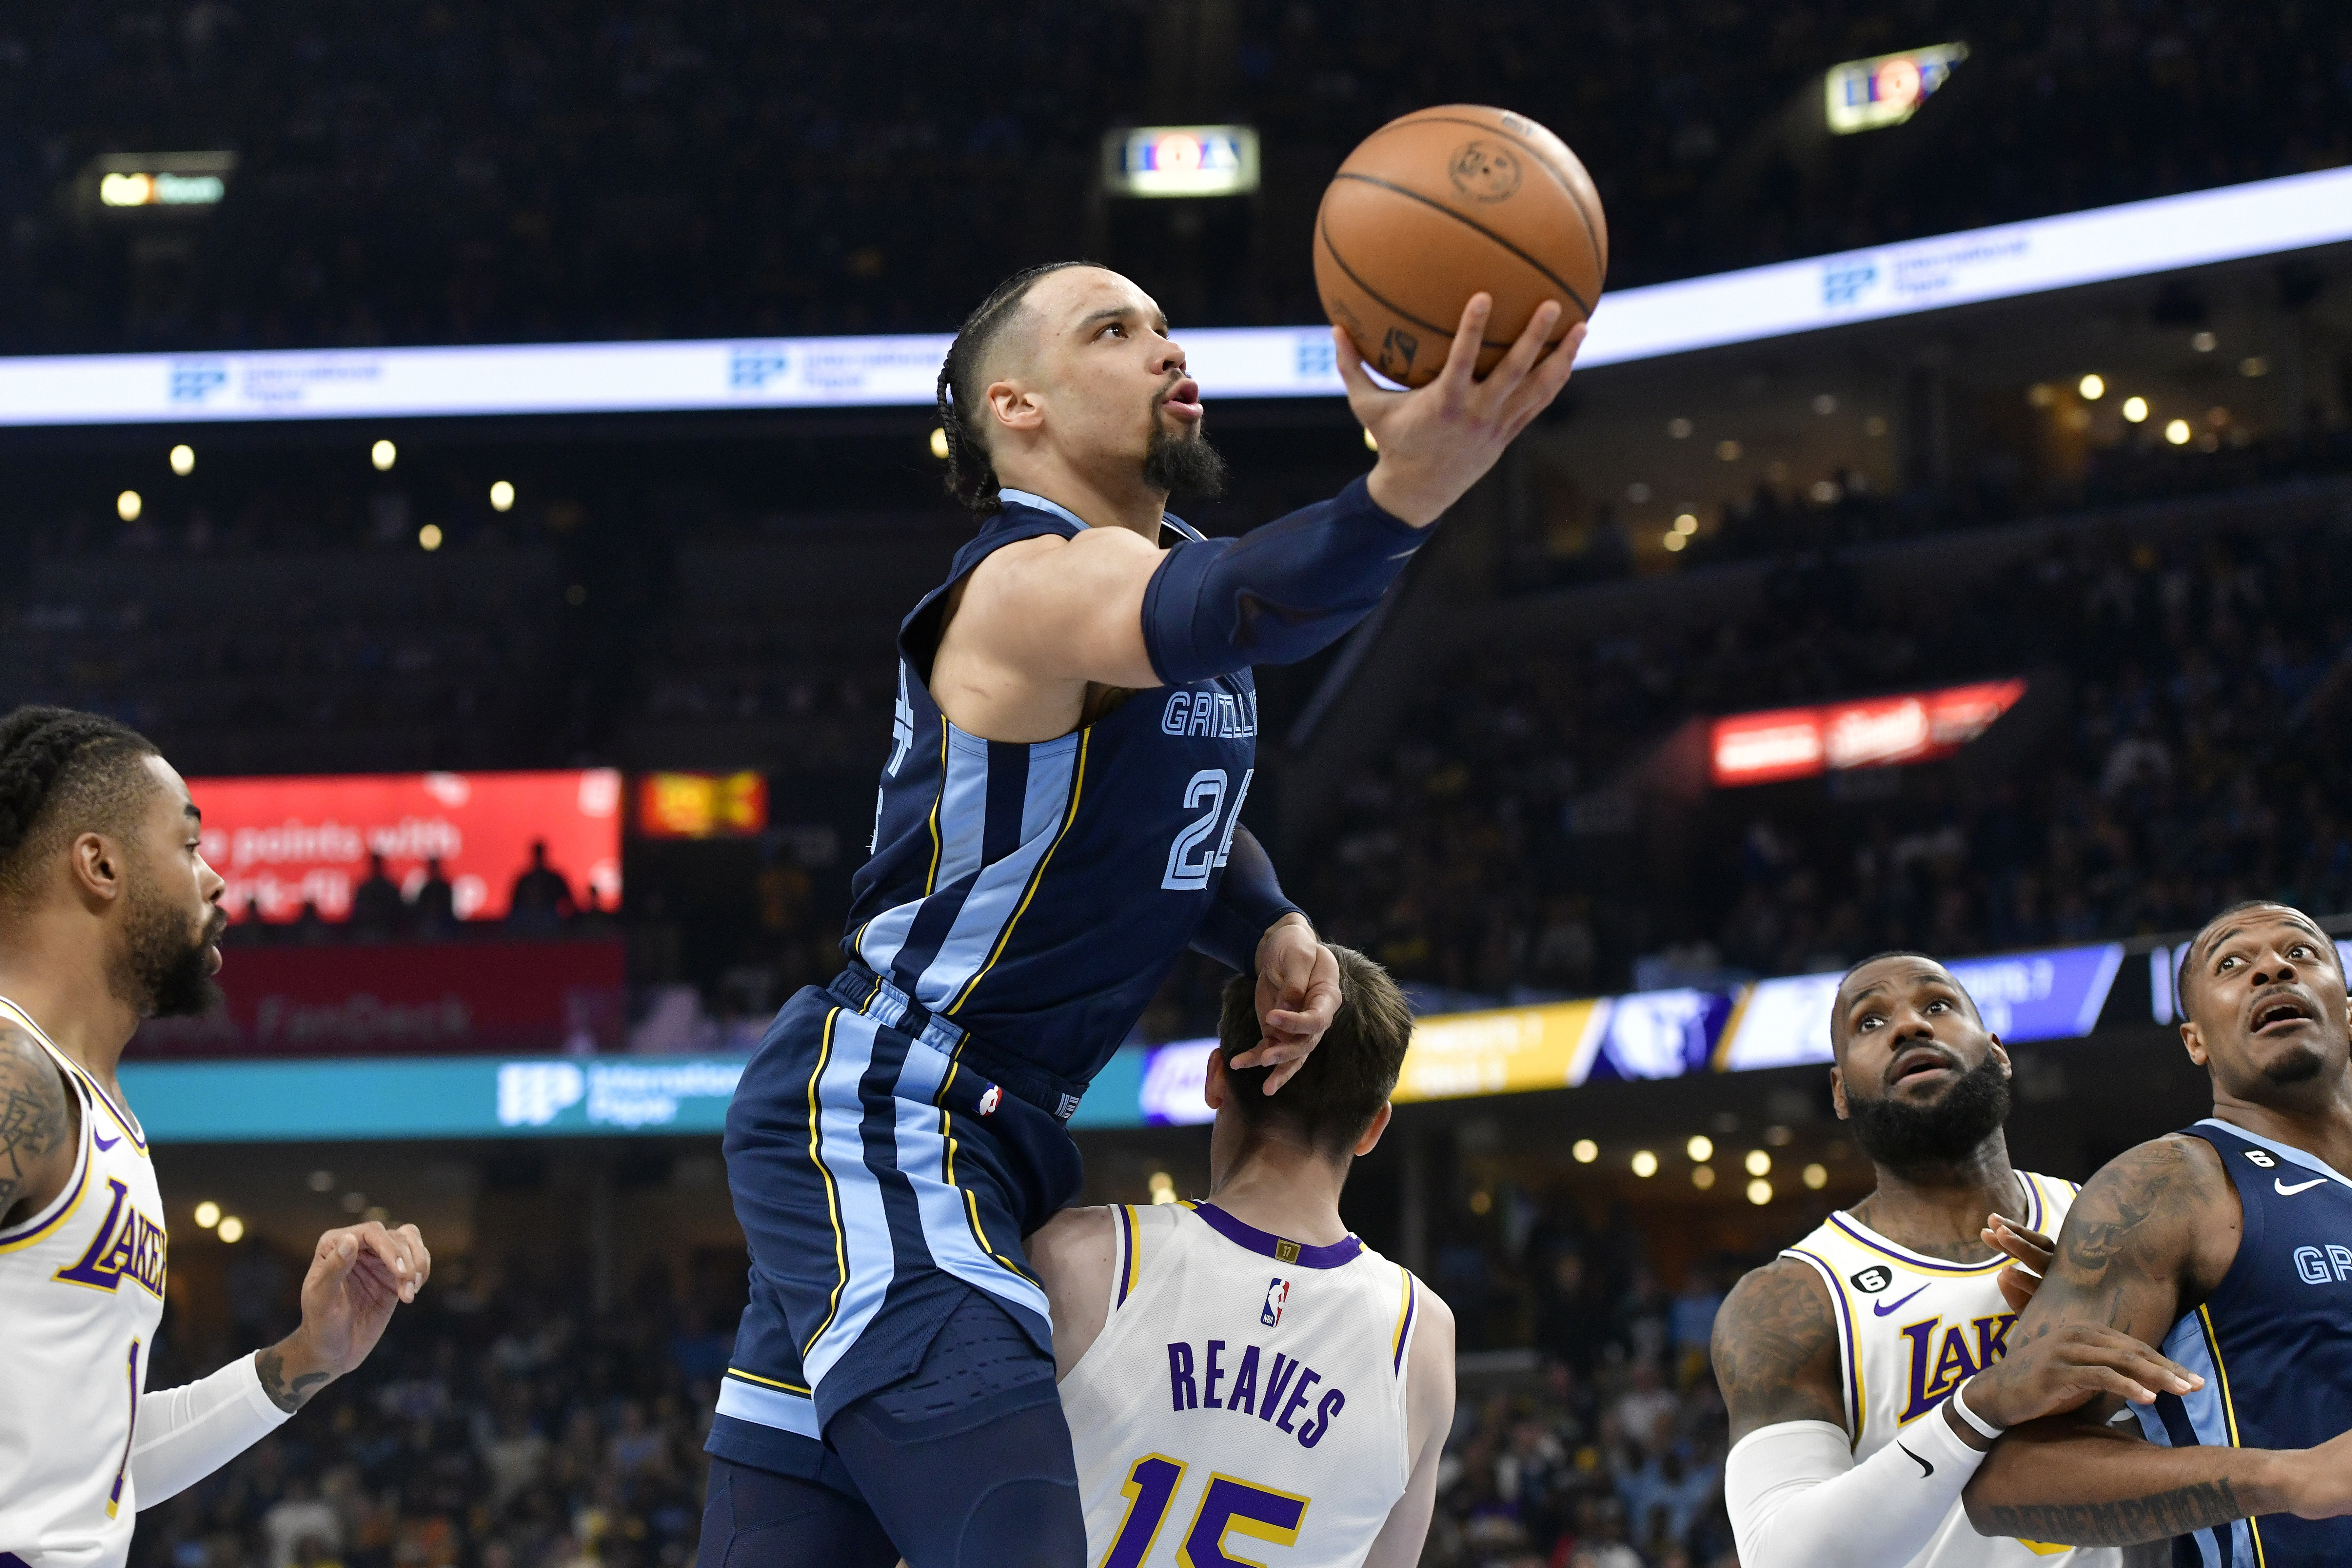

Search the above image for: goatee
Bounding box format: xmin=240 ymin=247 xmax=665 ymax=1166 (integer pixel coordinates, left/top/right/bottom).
xmin=113 ymin=875 xmax=223 ymax=1020
xmin=1847 ymin=1053 xmax=2012 ymax=1171
xmin=1143 ymin=423 xmax=1227 ymax=500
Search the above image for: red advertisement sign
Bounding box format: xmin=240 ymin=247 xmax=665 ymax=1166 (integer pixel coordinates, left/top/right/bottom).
xmin=1710 ymin=679 xmax=2026 ymax=787
xmin=131 ymin=939 xmax=627 ymax=1059
xmin=190 ymin=770 xmax=623 ymax=923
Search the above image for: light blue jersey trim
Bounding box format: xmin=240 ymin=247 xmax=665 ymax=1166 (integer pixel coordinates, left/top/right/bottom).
xmin=800 ymin=1011 xmax=898 ymax=1386
xmin=2198 ymin=1116 xmax=2352 ymax=1190
xmin=715 ymin=1376 xmax=822 ymax=1438
xmin=912 ymin=737 xmax=1079 ymax=1009
xmin=996 ymin=488 xmax=1093 ymax=531
xmin=2132 ymin=1310 xmax=2257 ymax=1568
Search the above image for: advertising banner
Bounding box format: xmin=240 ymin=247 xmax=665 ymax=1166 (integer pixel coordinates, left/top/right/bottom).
xmin=1710 ymin=679 xmax=2026 ymax=787
xmin=1714 ymin=942 xmax=2126 ymax=1070
xmin=130 ymin=940 xmax=627 ymax=1058
xmin=191 ymin=769 xmax=622 ymax=923
xmin=1391 ymin=999 xmax=1606 ymax=1103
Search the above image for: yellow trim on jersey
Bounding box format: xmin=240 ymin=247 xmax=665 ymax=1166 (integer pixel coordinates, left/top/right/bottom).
xmin=923 ymin=718 xmax=949 ymax=894
xmin=946 ymin=726 xmax=1092 ymax=1016
xmin=1101 ymin=1454 xmax=1187 ymax=1568
xmin=1824 ymin=1214 xmax=2011 ymax=1276
xmin=1120 ymin=1205 xmax=1142 ymax=1306
xmin=0 ymin=1136 xmax=92 ymax=1253
xmin=1390 ymin=1267 xmax=1416 ymax=1371
xmin=1782 ymin=1246 xmax=1864 ymax=1447
xmin=0 ymin=994 xmax=148 ymax=1156
xmin=798 ymin=1008 xmax=851 ymax=1358
xmin=1177 ymin=1473 xmax=1311 ymax=1568
xmin=2198 ymin=1305 xmax=2266 ymax=1567
xmin=724 ymin=1366 xmax=813 ymax=1396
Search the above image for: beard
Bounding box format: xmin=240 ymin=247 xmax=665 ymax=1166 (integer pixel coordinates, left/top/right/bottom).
xmin=2262 ymin=1041 xmax=2327 ymax=1086
xmin=1142 ymin=420 xmax=1227 ymax=500
xmin=1847 ymin=1052 xmax=2012 ymax=1171
xmin=112 ymin=870 xmax=224 ymax=1020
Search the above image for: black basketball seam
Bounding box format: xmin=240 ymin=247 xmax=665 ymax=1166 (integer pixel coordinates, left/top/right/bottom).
xmin=1358 ymin=112 xmax=1608 ymax=278
xmin=1328 ymin=171 xmax=1597 ymax=319
xmin=1317 ymin=206 xmax=1518 ymax=353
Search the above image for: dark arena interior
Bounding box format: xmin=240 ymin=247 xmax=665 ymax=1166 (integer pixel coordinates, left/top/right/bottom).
xmin=4 ymin=5 xmax=2352 ymax=1568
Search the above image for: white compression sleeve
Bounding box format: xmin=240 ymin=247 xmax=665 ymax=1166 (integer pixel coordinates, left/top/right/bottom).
xmin=1725 ymin=1411 xmax=1987 ymax=1568
xmin=131 ymin=1353 xmax=295 ymax=1508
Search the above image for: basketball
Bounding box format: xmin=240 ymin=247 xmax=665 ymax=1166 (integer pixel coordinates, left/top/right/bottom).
xmin=1314 ymin=104 xmax=1608 ymax=387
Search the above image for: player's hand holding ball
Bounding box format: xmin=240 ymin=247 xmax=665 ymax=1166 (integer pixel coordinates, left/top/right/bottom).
xmin=1319 ymin=104 xmax=1605 ymax=527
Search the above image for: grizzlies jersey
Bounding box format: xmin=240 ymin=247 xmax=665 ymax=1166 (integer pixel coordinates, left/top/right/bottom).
xmin=0 ymin=996 xmax=168 ymax=1568
xmin=2129 ymin=1119 xmax=2352 ymax=1568
xmin=1061 ymin=1203 xmax=1419 ymax=1567
xmin=1781 ymin=1172 xmax=2119 ymax=1568
xmin=848 ymin=489 xmax=1259 ymax=1116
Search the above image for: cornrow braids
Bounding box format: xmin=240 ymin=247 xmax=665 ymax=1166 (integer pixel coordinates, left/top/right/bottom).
xmin=0 ymin=706 xmax=159 ymax=904
xmin=935 ymin=260 xmax=1103 ymax=516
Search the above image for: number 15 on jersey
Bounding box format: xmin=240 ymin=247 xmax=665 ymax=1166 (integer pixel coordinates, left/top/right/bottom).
xmin=1101 ymin=1452 xmax=1309 ymax=1568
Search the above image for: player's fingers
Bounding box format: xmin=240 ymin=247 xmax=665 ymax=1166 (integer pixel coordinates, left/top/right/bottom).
xmin=1434 ymin=294 xmax=1493 ymax=397
xmin=399 ymin=1223 xmax=432 ymax=1290
xmin=1481 ymin=300 xmax=1562 ymax=403
xmin=1332 ymin=326 xmax=1393 ymax=411
xmin=1985 ymin=1221 xmax=2053 ymax=1273
xmin=1262 ymin=1055 xmax=1308 ymax=1093
xmin=1495 ymin=321 xmax=1587 ymax=430
xmin=352 ymin=1220 xmax=419 ymax=1301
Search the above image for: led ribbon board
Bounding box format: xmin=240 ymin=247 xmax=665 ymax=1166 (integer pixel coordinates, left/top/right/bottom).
xmin=1710 ymin=679 xmax=2026 ymax=787
xmin=0 ymin=167 xmax=2347 ymax=424
xmin=1104 ymin=125 xmax=1261 ymax=198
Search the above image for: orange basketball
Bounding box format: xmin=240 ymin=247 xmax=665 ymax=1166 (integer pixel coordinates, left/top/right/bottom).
xmin=1314 ymin=105 xmax=1608 ymax=388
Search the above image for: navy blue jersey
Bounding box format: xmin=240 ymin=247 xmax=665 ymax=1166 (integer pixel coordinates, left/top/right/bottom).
xmin=844 ymin=487 xmax=1257 ymax=1117
xmin=2132 ymin=1119 xmax=2352 ymax=1568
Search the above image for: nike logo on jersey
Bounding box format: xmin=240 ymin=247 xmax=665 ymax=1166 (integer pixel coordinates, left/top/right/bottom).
xmin=1873 ymin=1284 xmax=1930 ymax=1317
xmin=1898 ymin=1442 xmax=1933 ymax=1478
xmin=2277 ymin=1177 xmax=2328 ymax=1196
xmin=93 ymin=1130 xmax=120 ymax=1151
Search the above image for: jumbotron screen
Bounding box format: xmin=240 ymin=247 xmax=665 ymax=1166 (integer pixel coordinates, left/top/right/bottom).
xmin=190 ymin=769 xmax=623 ymax=922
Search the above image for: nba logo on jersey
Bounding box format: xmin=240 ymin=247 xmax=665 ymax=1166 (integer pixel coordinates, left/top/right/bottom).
xmin=977 ymin=1084 xmax=1001 ymax=1115
xmin=1261 ymin=1277 xmax=1290 ymax=1326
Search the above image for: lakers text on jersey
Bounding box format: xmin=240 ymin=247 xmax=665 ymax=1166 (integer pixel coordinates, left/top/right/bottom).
xmin=1780 ymin=1171 xmax=2119 ymax=1568
xmin=1059 ymin=1202 xmax=1418 ymax=1568
xmin=0 ymin=996 xmax=168 ymax=1568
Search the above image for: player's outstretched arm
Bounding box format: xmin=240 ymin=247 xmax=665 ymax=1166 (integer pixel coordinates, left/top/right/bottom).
xmin=0 ymin=1020 xmax=78 ymax=1225
xmin=1364 ymin=1283 xmax=1455 ymax=1568
xmin=1961 ymin=1135 xmax=2352 ymax=1544
xmin=131 ymin=1221 xmax=430 ymax=1509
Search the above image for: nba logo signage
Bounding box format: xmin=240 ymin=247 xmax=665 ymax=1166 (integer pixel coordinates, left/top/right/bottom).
xmin=1262 ymin=1277 xmax=1291 ymax=1327
xmin=1103 ymin=125 xmax=1261 ymax=199
xmin=1825 ymin=43 xmax=1968 ymax=135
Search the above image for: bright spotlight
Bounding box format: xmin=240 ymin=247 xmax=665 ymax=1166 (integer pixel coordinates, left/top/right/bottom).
xmin=169 ymin=444 xmax=195 ymax=476
xmin=1631 ymin=1150 xmax=1659 ymax=1178
xmin=1662 ymin=531 xmax=1688 ymax=552
xmin=2122 ymin=396 xmax=2149 ymax=423
xmin=1673 ymin=513 xmax=1698 ymax=535
xmin=929 ymin=427 xmax=950 ymax=461
xmin=418 ymin=523 xmax=444 ymax=552
xmin=1745 ymin=1150 xmax=1772 ymax=1176
xmin=217 ymin=1215 xmax=246 ymax=1243
xmin=2078 ymin=374 xmax=2105 ymax=401
xmin=371 ymin=439 xmax=397 ymax=471
xmin=1691 ymin=1165 xmax=1717 ymax=1190
xmin=117 ymin=490 xmax=142 ymax=522
xmin=489 ymin=480 xmax=515 ymax=512
xmin=1571 ymin=1139 xmax=1598 ymax=1164
xmin=193 ymin=1200 xmax=221 ymax=1229
xmin=1803 ymin=1163 xmax=1829 ymax=1190
xmin=2164 ymin=419 xmax=2192 ymax=445
xmin=1686 ymin=1135 xmax=1714 ymax=1162
xmin=1746 ymin=1179 xmax=1774 ymax=1206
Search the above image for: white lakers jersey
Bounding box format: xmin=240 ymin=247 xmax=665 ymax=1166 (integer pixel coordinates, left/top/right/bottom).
xmin=0 ymin=997 xmax=169 ymax=1568
xmin=1781 ymin=1170 xmax=2117 ymax=1568
xmin=1060 ymin=1202 xmax=1419 ymax=1568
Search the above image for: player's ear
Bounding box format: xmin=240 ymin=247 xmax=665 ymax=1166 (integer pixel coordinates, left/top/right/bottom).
xmin=1201 ymin=1050 xmax=1231 ymax=1111
xmin=70 ymin=830 xmax=126 ymax=905
xmin=1988 ymin=1036 xmax=2011 ymax=1079
xmin=2180 ymin=1019 xmax=2210 ymax=1067
xmin=985 ymin=376 xmax=1044 ymax=435
xmin=1828 ymin=1063 xmax=1850 ymax=1121
xmin=1353 ymin=1102 xmax=1393 ymax=1158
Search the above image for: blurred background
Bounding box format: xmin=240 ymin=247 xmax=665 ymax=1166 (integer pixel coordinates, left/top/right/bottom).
xmin=3 ymin=3 xmax=2350 ymax=1566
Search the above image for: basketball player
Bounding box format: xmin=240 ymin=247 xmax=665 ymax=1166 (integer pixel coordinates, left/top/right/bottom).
xmin=1714 ymin=951 xmax=2208 ymax=1568
xmin=1964 ymin=901 xmax=2352 ymax=1564
xmin=1028 ymin=947 xmax=1449 ymax=1566
xmin=699 ymin=267 xmax=1584 ymax=1568
xmin=0 ymin=707 xmax=430 ymax=1568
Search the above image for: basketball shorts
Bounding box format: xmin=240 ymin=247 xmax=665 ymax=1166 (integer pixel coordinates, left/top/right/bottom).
xmin=705 ymin=978 xmax=1085 ymax=1477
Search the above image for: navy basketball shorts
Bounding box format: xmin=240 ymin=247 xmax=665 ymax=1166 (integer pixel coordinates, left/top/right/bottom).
xmin=704 ymin=982 xmax=1088 ymax=1560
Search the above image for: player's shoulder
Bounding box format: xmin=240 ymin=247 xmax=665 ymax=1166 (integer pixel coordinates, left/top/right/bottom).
xmin=0 ymin=1014 xmax=70 ymax=1106
xmin=1712 ymin=1254 xmax=1836 ymax=1364
xmin=2074 ymin=1130 xmax=2231 ymax=1205
xmin=1027 ymin=1202 xmax=1120 ymax=1285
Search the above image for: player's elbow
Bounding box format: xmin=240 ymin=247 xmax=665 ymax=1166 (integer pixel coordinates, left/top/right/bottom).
xmin=1959 ymin=1456 xmax=2011 ymax=1536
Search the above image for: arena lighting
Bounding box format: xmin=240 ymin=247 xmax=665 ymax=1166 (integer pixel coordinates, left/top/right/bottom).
xmin=1691 ymin=1166 xmax=1717 ymax=1190
xmin=371 ymin=438 xmax=397 ymax=470
xmin=2165 ymin=418 xmax=2193 ymax=445
xmin=1102 ymin=125 xmax=1260 ymax=198
xmin=1571 ymin=1139 xmax=1599 ymax=1163
xmin=116 ymin=489 xmax=141 ymax=521
xmin=1825 ymin=44 xmax=1967 ymax=134
xmin=1803 ymin=1163 xmax=1829 ymax=1190
xmin=2123 ymin=395 xmax=2150 ymax=422
xmin=169 ymin=443 xmax=194 ymax=475
xmin=1746 ymin=1179 xmax=1773 ymax=1206
xmin=1631 ymin=1150 xmax=1659 ymax=1178
xmin=489 ymin=479 xmax=515 ymax=511
xmin=193 ymin=1201 xmax=220 ymax=1229
xmin=86 ymin=151 xmax=236 ymax=211
xmin=417 ymin=523 xmax=444 ymax=551
xmin=1745 ymin=1150 xmax=1772 ymax=1176
xmin=1685 ymin=1134 xmax=1713 ymax=1161
xmin=2078 ymin=373 xmax=2105 ymax=400
xmin=1710 ymin=677 xmax=2026 ymax=787
xmin=216 ymin=1216 xmax=246 ymax=1243
xmin=3 ymin=166 xmax=2348 ymax=426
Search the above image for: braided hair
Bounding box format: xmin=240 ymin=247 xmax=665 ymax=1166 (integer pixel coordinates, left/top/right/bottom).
xmin=935 ymin=260 xmax=1104 ymax=516
xmin=0 ymin=706 xmax=160 ymax=904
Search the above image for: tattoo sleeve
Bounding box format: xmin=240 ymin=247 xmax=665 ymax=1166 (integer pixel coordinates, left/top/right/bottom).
xmin=1975 ymin=1477 xmax=2245 ymax=1545
xmin=1713 ymin=1258 xmax=1846 ymax=1442
xmin=254 ymin=1348 xmax=332 ymax=1414
xmin=0 ymin=1024 xmax=73 ymax=1223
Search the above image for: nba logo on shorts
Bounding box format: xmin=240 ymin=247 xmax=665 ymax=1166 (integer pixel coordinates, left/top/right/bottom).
xmin=1262 ymin=1278 xmax=1291 ymax=1327
xmin=977 ymin=1084 xmax=1001 ymax=1115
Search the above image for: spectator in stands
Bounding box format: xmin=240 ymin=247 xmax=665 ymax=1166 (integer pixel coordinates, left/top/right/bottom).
xmin=410 ymin=858 xmax=457 ymax=937
xmin=350 ymin=854 xmax=406 ymax=942
xmin=507 ymin=843 xmax=576 ymax=937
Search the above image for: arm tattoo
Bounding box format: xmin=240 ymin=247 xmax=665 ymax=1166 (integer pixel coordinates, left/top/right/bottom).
xmin=1713 ymin=1259 xmax=1844 ymax=1435
xmin=255 ymin=1348 xmax=332 ymax=1414
xmin=1976 ymin=1478 xmax=2245 ymax=1545
xmin=2011 ymin=1136 xmax=2214 ymax=1349
xmin=0 ymin=1025 xmax=71 ymax=1222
